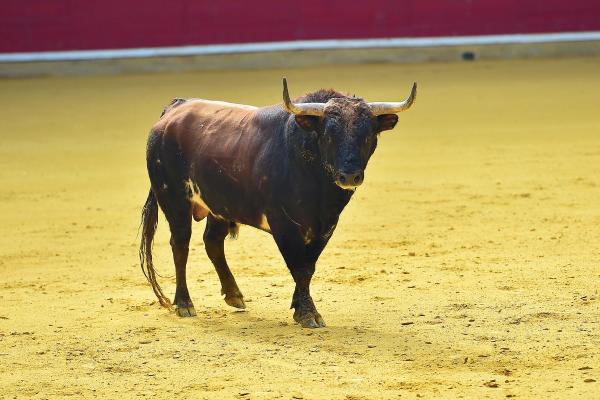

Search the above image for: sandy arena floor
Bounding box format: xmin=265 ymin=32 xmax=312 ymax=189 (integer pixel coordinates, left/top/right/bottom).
xmin=1 ymin=58 xmax=599 ymax=399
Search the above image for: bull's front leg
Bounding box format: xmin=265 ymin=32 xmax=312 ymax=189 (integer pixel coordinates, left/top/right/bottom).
xmin=269 ymin=215 xmax=326 ymax=328
xmin=290 ymin=264 xmax=325 ymax=328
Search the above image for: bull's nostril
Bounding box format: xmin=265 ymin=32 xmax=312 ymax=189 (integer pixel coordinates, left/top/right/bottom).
xmin=339 ymin=175 xmax=347 ymax=184
xmin=353 ymin=174 xmax=361 ymax=184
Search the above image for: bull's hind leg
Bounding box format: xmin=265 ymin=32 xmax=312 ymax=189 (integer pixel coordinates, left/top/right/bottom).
xmin=147 ymin=130 xmax=196 ymax=317
xmin=156 ymin=192 xmax=196 ymax=317
xmin=169 ymin=212 xmax=195 ymax=317
xmin=203 ymin=215 xmax=245 ymax=309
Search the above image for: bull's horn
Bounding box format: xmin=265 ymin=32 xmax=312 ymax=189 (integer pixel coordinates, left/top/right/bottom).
xmin=282 ymin=77 xmax=326 ymax=116
xmin=368 ymin=82 xmax=417 ymax=115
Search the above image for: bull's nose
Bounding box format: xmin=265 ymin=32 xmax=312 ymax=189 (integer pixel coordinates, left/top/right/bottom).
xmin=336 ymin=170 xmax=364 ymax=189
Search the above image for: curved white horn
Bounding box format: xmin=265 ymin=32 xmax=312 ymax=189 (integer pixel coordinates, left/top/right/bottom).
xmin=282 ymin=77 xmax=326 ymax=116
xmin=368 ymin=82 xmax=417 ymax=115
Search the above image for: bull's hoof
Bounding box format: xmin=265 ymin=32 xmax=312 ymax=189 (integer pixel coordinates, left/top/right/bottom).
xmin=175 ymin=305 xmax=197 ymax=317
xmin=294 ymin=311 xmax=326 ymax=328
xmin=224 ymin=295 xmax=246 ymax=309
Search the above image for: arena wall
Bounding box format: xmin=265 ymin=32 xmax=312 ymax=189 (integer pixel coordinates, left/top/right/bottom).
xmin=1 ymin=1 xmax=599 ymax=77
xmin=2 ymin=1 xmax=600 ymax=53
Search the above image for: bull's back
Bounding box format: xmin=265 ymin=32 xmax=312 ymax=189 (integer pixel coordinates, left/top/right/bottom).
xmin=152 ymin=99 xmax=265 ymax=168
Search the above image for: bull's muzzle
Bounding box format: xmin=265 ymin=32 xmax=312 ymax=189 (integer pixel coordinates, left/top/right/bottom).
xmin=336 ymin=170 xmax=364 ymax=190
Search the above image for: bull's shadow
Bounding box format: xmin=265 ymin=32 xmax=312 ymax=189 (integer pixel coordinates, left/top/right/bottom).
xmin=157 ymin=307 xmax=431 ymax=363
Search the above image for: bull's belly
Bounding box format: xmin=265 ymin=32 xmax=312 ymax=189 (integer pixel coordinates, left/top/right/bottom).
xmin=184 ymin=178 xmax=271 ymax=233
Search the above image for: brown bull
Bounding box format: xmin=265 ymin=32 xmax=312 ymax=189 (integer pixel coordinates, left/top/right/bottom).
xmin=139 ymin=78 xmax=416 ymax=328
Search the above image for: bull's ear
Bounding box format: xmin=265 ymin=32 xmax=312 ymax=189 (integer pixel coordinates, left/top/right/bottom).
xmin=377 ymin=114 xmax=398 ymax=132
xmin=295 ymin=115 xmax=321 ymax=132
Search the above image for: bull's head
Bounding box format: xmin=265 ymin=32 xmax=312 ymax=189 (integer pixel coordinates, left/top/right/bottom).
xmin=282 ymin=78 xmax=416 ymax=190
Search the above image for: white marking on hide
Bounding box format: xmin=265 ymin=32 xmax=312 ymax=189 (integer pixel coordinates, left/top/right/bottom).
xmin=304 ymin=228 xmax=313 ymax=245
xmin=259 ymin=214 xmax=271 ymax=232
xmin=185 ymin=179 xmax=212 ymax=213
xmin=322 ymin=224 xmax=336 ymax=241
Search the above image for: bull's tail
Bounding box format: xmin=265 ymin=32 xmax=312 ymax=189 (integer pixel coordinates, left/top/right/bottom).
xmin=139 ymin=189 xmax=172 ymax=309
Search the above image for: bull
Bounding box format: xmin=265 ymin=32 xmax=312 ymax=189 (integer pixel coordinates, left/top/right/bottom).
xmin=139 ymin=78 xmax=416 ymax=328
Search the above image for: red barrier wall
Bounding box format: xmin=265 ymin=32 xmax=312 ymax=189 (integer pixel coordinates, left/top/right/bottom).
xmin=2 ymin=1 xmax=600 ymax=53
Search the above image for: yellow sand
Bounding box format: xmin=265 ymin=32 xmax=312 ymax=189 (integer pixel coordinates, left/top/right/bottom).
xmin=1 ymin=58 xmax=599 ymax=399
